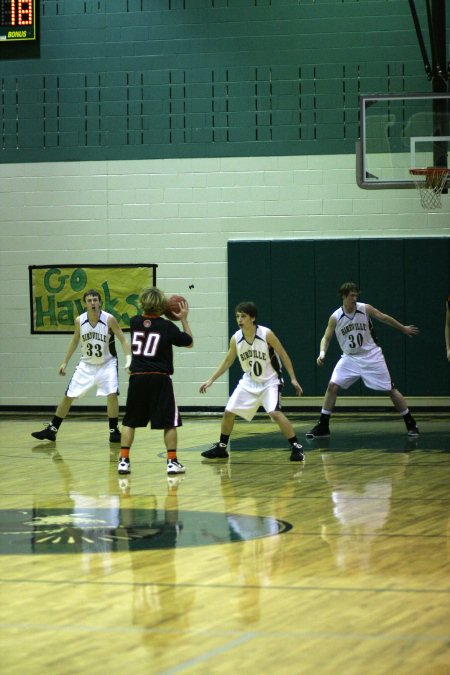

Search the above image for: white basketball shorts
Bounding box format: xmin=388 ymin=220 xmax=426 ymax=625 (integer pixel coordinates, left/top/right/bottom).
xmin=330 ymin=350 xmax=392 ymax=391
xmin=66 ymin=358 xmax=119 ymax=398
xmin=226 ymin=377 xmax=281 ymax=421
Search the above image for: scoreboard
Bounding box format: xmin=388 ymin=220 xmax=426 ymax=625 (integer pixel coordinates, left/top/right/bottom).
xmin=0 ymin=0 xmax=37 ymax=41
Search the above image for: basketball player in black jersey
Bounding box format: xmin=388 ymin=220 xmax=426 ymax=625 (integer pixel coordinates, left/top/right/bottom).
xmin=117 ymin=287 xmax=193 ymax=477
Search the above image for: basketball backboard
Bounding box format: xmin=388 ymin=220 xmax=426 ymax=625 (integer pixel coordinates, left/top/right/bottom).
xmin=357 ymin=92 xmax=449 ymax=189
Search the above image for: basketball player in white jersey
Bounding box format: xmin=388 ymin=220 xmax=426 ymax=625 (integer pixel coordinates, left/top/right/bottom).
xmin=306 ymin=282 xmax=420 ymax=439
xmin=199 ymin=301 xmax=305 ymax=462
xmin=32 ymin=289 xmax=131 ymax=443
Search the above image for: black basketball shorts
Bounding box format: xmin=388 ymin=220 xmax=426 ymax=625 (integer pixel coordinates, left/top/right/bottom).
xmin=122 ymin=373 xmax=182 ymax=429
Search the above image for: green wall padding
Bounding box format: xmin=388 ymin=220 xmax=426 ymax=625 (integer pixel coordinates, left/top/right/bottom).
xmin=228 ymin=238 xmax=450 ymax=398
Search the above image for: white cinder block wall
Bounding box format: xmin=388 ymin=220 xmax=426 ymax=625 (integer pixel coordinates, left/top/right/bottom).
xmin=1 ymin=155 xmax=448 ymax=410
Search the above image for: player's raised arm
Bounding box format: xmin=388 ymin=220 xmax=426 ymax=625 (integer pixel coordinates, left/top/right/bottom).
xmin=172 ymin=300 xmax=193 ymax=347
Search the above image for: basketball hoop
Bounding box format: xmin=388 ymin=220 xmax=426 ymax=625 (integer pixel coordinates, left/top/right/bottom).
xmin=409 ymin=167 xmax=449 ymax=210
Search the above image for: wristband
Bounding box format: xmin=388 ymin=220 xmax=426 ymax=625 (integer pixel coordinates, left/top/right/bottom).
xmin=319 ymin=351 xmax=325 ymax=360
xmin=125 ymin=355 xmax=132 ymax=369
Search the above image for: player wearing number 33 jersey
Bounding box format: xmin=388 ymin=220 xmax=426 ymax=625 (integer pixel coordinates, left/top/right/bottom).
xmin=79 ymin=310 xmax=117 ymax=364
xmin=31 ymin=289 xmax=131 ymax=444
xmin=67 ymin=309 xmax=120 ymax=398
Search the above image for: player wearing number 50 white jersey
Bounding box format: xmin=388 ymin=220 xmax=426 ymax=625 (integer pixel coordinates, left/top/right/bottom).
xmin=235 ymin=324 xmax=282 ymax=390
xmin=199 ymin=301 xmax=305 ymax=462
xmin=31 ymin=289 xmax=131 ymax=444
xmin=306 ymin=282 xmax=420 ymax=440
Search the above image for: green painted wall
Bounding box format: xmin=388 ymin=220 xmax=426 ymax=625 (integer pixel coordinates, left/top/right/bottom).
xmin=1 ymin=0 xmax=438 ymax=163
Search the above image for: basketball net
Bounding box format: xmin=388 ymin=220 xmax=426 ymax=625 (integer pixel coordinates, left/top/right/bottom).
xmin=409 ymin=167 xmax=449 ymax=210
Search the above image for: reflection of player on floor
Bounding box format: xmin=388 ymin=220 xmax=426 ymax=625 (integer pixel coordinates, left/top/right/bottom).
xmin=307 ymin=282 xmax=419 ymax=439
xmin=320 ymin=452 xmax=409 ymax=573
xmin=445 ymin=295 xmax=450 ymax=362
xmin=199 ymin=301 xmax=305 ymax=462
xmin=123 ymin=483 xmax=195 ymax=654
xmin=31 ymin=289 xmax=131 ymax=444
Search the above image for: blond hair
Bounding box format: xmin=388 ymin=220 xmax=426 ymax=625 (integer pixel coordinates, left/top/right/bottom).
xmin=139 ymin=287 xmax=167 ymax=315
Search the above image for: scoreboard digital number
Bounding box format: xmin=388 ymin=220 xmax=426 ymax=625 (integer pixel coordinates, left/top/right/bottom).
xmin=0 ymin=0 xmax=37 ymax=41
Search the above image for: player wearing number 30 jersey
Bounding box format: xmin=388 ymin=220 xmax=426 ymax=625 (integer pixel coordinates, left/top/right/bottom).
xmin=306 ymin=282 xmax=420 ymax=439
xmin=332 ymin=302 xmax=380 ymax=357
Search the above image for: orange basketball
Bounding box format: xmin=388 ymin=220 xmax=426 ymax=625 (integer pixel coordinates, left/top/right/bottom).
xmin=164 ymin=294 xmax=187 ymax=320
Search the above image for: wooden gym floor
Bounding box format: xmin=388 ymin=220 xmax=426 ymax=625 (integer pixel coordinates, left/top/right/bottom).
xmin=0 ymin=411 xmax=449 ymax=675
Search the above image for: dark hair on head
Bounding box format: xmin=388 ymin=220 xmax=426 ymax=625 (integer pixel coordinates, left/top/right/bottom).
xmin=339 ymin=282 xmax=360 ymax=298
xmin=235 ymin=301 xmax=257 ymax=320
xmin=83 ymin=288 xmax=102 ymax=302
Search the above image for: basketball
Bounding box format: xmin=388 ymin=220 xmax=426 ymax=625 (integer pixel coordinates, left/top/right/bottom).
xmin=164 ymin=294 xmax=187 ymax=320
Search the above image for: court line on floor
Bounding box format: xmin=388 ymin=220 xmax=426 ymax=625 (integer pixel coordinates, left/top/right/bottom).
xmin=0 ymin=622 xmax=449 ymax=644
xmin=1 ymin=577 xmax=449 ymax=594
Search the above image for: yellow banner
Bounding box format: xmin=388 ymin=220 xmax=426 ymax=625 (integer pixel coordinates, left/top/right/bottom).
xmin=29 ymin=264 xmax=157 ymax=333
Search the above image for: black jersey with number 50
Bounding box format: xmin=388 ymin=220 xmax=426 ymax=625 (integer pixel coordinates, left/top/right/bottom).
xmin=129 ymin=314 xmax=192 ymax=374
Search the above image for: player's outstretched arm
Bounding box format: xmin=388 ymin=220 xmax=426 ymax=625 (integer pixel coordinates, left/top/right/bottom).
xmin=366 ymin=304 xmax=419 ymax=337
xmin=199 ymin=338 xmax=237 ymax=393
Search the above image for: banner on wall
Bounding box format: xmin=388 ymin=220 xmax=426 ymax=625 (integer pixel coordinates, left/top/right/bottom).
xmin=29 ymin=264 xmax=158 ymax=334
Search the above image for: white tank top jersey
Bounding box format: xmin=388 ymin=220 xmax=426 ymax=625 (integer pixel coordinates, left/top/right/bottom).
xmin=332 ymin=302 xmax=381 ymax=357
xmin=79 ymin=310 xmax=116 ymax=365
xmin=233 ymin=325 xmax=283 ymax=387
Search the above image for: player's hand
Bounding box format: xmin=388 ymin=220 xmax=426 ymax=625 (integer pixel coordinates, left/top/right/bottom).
xmin=199 ymin=379 xmax=213 ymax=394
xmin=291 ymin=379 xmax=303 ymax=397
xmin=172 ymin=300 xmax=189 ymax=321
xmin=59 ymin=363 xmax=67 ymax=376
xmin=316 ymin=355 xmax=325 ymax=366
xmin=124 ymin=355 xmax=132 ymax=371
xmin=403 ymin=325 xmax=419 ymax=337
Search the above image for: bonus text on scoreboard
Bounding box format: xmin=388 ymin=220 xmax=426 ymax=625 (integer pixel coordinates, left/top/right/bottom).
xmin=0 ymin=0 xmax=36 ymax=41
